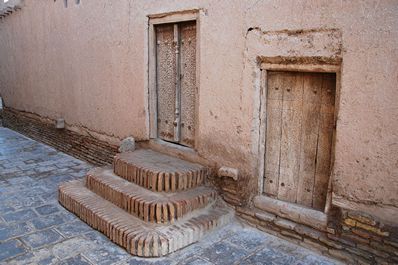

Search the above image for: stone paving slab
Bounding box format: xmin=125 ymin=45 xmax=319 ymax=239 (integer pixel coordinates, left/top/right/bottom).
xmin=0 ymin=127 xmax=341 ymax=264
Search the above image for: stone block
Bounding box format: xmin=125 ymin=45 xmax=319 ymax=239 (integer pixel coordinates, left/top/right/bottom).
xmin=294 ymin=224 xmax=322 ymax=240
xmin=55 ymin=220 xmax=93 ymax=238
xmin=326 ymin=233 xmax=356 ymax=248
xmin=253 ymin=195 xmax=327 ymax=231
xmin=58 ymin=255 xmax=91 ymax=265
xmin=197 ymin=241 xmax=249 ymax=265
xmin=217 ymin=166 xmax=239 ymax=181
xmin=35 ymin=204 xmax=60 ymax=215
xmin=227 ymin=229 xmax=268 ymax=250
xmin=351 ymin=228 xmax=372 ymax=239
xmin=341 ymin=232 xmax=370 ymax=245
xmin=3 ymin=209 xmax=38 ymax=222
xmin=355 ymin=222 xmax=389 ymax=237
xmin=236 ymin=207 xmax=255 ymax=217
xmin=21 ymin=229 xmax=63 ymax=249
xmin=347 ymin=211 xmax=377 ymax=226
xmin=385 ymin=239 xmax=398 ymax=249
xmin=328 ymin=249 xmax=357 ymax=264
xmin=370 ymin=241 xmax=398 ymax=256
xmin=0 ymin=222 xmax=33 ymax=241
xmin=274 ymin=218 xmax=297 ymax=230
xmin=318 ymin=235 xmax=343 ymax=249
xmin=301 ymin=238 xmax=328 ymax=253
xmin=255 ymin=211 xmax=276 ymax=223
xmin=0 ymin=239 xmax=26 ymax=262
xmin=343 ymin=218 xmax=356 ymax=227
xmin=326 ymin=227 xmax=336 ymax=235
xmin=118 ymin=137 xmax=135 ymax=153
xmin=280 ymin=230 xmax=302 ymax=241
xmin=357 ymin=243 xmax=389 ymax=258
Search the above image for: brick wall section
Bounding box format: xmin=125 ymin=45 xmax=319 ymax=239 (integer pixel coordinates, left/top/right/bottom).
xmin=236 ymin=206 xmax=398 ymax=264
xmin=3 ymin=109 xmax=118 ymax=166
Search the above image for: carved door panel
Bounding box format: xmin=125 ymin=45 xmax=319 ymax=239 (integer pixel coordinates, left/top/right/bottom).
xmin=155 ymin=21 xmax=196 ymax=148
xmin=156 ymin=23 xmax=177 ymax=142
xmin=263 ymin=71 xmax=336 ymax=211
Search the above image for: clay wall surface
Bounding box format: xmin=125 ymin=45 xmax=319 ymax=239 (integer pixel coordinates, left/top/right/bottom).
xmin=0 ymin=0 xmax=397 ymax=223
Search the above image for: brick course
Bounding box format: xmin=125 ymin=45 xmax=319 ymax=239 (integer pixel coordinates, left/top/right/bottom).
xmin=114 ymin=149 xmax=210 ymax=192
xmin=59 ymin=180 xmax=233 ymax=257
xmin=86 ymin=167 xmax=217 ymax=223
xmin=236 ymin=206 xmax=398 ymax=264
xmin=3 ymin=108 xmax=118 ymax=166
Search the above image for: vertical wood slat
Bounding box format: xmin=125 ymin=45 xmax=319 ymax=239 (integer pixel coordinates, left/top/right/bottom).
xmin=312 ymin=74 xmax=336 ymax=210
xmin=296 ymin=73 xmax=322 ymax=207
xmin=263 ymin=72 xmax=283 ymax=196
xmin=263 ymin=71 xmax=335 ymax=211
xmin=180 ymin=21 xmax=197 ymax=148
xmin=277 ymin=73 xmax=303 ymax=202
xmin=156 ymin=24 xmax=177 ymax=142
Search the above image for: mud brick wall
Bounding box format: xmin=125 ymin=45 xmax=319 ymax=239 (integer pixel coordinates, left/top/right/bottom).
xmin=211 ymin=173 xmax=255 ymax=208
xmin=3 ymin=109 xmax=118 ymax=166
xmin=235 ymin=205 xmax=398 ymax=264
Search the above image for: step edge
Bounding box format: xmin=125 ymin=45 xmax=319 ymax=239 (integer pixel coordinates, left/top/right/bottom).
xmin=86 ymin=167 xmax=218 ymax=223
xmin=58 ymin=180 xmax=234 ymax=257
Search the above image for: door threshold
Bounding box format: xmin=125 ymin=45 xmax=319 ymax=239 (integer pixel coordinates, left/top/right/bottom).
xmin=151 ymin=138 xmax=195 ymax=153
xmin=253 ymin=195 xmax=328 ymax=231
xmin=139 ymin=139 xmax=213 ymax=168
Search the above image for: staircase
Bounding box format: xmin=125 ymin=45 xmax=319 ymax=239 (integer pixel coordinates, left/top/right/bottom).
xmin=58 ymin=149 xmax=233 ymax=257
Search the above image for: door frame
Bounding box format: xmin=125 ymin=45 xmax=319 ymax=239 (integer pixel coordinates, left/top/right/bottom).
xmin=147 ymin=9 xmax=202 ymax=149
xmin=257 ymin=58 xmax=341 ymax=214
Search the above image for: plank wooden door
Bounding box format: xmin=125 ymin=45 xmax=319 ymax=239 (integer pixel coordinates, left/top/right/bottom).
xmin=263 ymin=71 xmax=336 ymax=211
xmin=155 ymin=21 xmax=196 ymax=148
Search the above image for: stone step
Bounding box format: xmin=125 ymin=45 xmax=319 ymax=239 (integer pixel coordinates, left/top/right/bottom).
xmin=58 ymin=180 xmax=233 ymax=257
xmin=86 ymin=167 xmax=217 ymax=224
xmin=113 ymin=149 xmax=210 ymax=192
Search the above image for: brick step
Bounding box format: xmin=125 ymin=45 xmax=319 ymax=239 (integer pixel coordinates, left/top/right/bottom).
xmin=113 ymin=149 xmax=210 ymax=192
xmin=58 ymin=180 xmax=233 ymax=257
xmin=86 ymin=167 xmax=217 ymax=224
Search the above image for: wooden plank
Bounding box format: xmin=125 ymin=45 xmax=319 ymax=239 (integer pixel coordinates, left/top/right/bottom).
xmin=263 ymin=72 xmax=283 ymax=196
xmin=179 ymin=21 xmax=197 ymax=148
xmin=312 ymin=74 xmax=335 ymax=210
xmin=296 ymin=73 xmax=323 ymax=207
xmin=277 ymin=72 xmax=303 ymax=202
xmin=156 ymin=24 xmax=177 ymax=142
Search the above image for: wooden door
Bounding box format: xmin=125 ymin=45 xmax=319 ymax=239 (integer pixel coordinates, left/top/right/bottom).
xmin=263 ymin=71 xmax=335 ymax=211
xmin=155 ymin=21 xmax=196 ymax=148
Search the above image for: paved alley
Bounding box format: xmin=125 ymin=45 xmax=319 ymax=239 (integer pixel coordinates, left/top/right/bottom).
xmin=0 ymin=127 xmax=341 ymax=265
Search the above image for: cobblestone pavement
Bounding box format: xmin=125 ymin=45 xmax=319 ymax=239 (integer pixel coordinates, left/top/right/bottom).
xmin=0 ymin=128 xmax=341 ymax=265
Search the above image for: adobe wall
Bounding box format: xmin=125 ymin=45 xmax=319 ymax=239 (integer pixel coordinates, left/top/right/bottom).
xmin=0 ymin=0 xmax=397 ymax=226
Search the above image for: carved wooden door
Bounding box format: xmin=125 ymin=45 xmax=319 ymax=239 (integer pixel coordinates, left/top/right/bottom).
xmin=263 ymin=71 xmax=336 ymax=211
xmin=155 ymin=21 xmax=196 ymax=148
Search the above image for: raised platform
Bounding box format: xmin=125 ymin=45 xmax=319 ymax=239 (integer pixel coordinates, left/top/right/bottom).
xmin=114 ymin=149 xmax=210 ymax=192
xmin=86 ymin=167 xmax=217 ymax=223
xmin=58 ymin=149 xmax=233 ymax=257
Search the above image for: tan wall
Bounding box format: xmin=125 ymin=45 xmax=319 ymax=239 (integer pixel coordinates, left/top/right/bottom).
xmin=0 ymin=0 xmax=397 ymax=222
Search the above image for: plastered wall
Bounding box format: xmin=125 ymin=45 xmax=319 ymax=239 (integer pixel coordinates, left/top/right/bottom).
xmin=0 ymin=0 xmax=397 ymax=223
